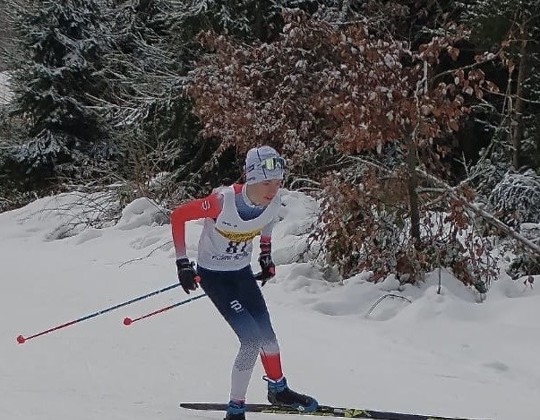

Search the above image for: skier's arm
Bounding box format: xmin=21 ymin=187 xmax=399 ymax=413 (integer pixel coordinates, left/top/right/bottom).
xmin=260 ymin=206 xmax=280 ymax=251
xmin=260 ymin=225 xmax=274 ymax=253
xmin=170 ymin=193 xmax=221 ymax=259
xmin=259 ymin=188 xmax=281 ymax=253
xmin=259 ymin=221 xmax=277 ymax=282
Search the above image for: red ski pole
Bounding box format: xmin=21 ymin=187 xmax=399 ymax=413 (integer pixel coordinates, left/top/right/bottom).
xmin=16 ymin=282 xmax=180 ymax=344
xmin=123 ymin=293 xmax=207 ymax=326
xmin=123 ymin=272 xmax=265 ymax=325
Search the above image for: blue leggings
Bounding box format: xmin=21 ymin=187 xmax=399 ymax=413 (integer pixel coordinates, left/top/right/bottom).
xmin=198 ymin=265 xmax=281 ymax=401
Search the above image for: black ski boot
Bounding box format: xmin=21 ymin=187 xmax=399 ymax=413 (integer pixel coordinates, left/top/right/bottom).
xmin=223 ymin=400 xmax=246 ymax=420
xmin=264 ymin=376 xmax=318 ymax=412
xmin=223 ymin=414 xmax=245 ymax=420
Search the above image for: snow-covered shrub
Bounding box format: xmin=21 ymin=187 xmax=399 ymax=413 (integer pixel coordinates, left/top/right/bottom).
xmin=508 ymin=253 xmax=540 ymax=280
xmin=488 ymin=169 xmax=540 ymax=226
xmin=187 ymin=7 xmax=501 ymax=291
xmin=507 ymin=223 xmax=540 ymax=280
xmin=313 ymin=164 xmax=498 ymax=291
xmin=469 ymin=157 xmax=511 ymax=201
xmin=116 ymin=197 xmax=169 ymax=231
xmin=0 ymin=147 xmax=35 ymax=212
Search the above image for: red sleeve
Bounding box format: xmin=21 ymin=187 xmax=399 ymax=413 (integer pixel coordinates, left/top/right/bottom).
xmin=170 ymin=193 xmax=221 ymax=259
xmin=232 ymin=183 xmax=243 ymax=193
xmin=260 ymin=235 xmax=272 ymax=253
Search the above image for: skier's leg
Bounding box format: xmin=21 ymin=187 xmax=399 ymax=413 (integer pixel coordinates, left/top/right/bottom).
xmin=236 ymin=268 xmax=318 ymax=412
xmin=198 ymin=266 xmax=265 ymax=403
xmin=235 ymin=268 xmax=283 ymax=380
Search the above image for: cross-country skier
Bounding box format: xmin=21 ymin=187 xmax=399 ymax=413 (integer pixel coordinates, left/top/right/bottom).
xmin=171 ymin=146 xmax=318 ymax=420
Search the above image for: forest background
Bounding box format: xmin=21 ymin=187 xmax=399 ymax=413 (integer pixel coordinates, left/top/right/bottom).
xmin=1 ymin=0 xmax=539 ymax=292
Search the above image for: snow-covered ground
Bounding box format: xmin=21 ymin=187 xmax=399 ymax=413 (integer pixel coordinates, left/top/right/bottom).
xmin=2 ymin=191 xmax=539 ymax=420
xmin=0 ymin=71 xmax=13 ymax=105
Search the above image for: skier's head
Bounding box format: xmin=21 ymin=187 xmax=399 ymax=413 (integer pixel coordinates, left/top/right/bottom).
xmin=244 ymin=146 xmax=285 ymax=205
xmin=244 ymin=145 xmax=285 ymax=185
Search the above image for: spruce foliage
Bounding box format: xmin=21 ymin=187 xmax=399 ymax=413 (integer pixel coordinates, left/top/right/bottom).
xmin=5 ymin=0 xmax=115 ymax=188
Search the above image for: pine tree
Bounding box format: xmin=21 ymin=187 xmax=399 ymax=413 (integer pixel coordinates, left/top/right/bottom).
xmin=7 ymin=0 xmax=114 ymax=186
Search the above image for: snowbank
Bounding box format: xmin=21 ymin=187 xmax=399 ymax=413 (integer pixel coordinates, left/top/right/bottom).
xmin=2 ymin=189 xmax=540 ymax=420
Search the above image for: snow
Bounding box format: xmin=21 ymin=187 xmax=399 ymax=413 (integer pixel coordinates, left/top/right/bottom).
xmin=2 ymin=190 xmax=540 ymax=420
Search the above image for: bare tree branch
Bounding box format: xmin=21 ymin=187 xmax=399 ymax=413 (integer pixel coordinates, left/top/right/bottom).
xmin=417 ymin=168 xmax=540 ymax=256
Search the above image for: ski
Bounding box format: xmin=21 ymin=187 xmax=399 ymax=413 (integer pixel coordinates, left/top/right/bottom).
xmin=180 ymin=402 xmax=491 ymax=420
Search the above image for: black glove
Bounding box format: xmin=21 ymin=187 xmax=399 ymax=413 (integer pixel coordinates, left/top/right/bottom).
xmin=258 ymin=242 xmax=275 ymax=286
xmin=176 ymin=258 xmax=199 ymax=294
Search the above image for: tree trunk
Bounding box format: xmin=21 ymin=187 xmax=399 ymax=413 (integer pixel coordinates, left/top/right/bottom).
xmin=511 ymin=15 xmax=529 ymax=170
xmin=339 ymin=0 xmax=351 ymax=23
xmin=404 ymin=134 xmax=421 ymax=246
xmin=0 ymin=0 xmax=15 ymax=71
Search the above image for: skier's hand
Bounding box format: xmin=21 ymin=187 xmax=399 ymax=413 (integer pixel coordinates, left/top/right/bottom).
xmin=176 ymin=258 xmax=199 ymax=294
xmin=258 ymin=244 xmax=275 ymax=286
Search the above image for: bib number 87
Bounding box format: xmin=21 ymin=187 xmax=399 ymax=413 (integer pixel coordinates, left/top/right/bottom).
xmin=226 ymin=241 xmax=248 ymax=254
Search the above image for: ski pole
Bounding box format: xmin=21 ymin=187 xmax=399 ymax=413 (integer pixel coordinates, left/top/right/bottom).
xmin=123 ymin=292 xmax=207 ymax=326
xmin=16 ymin=282 xmax=181 ymax=344
xmin=123 ymin=272 xmax=265 ymax=326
